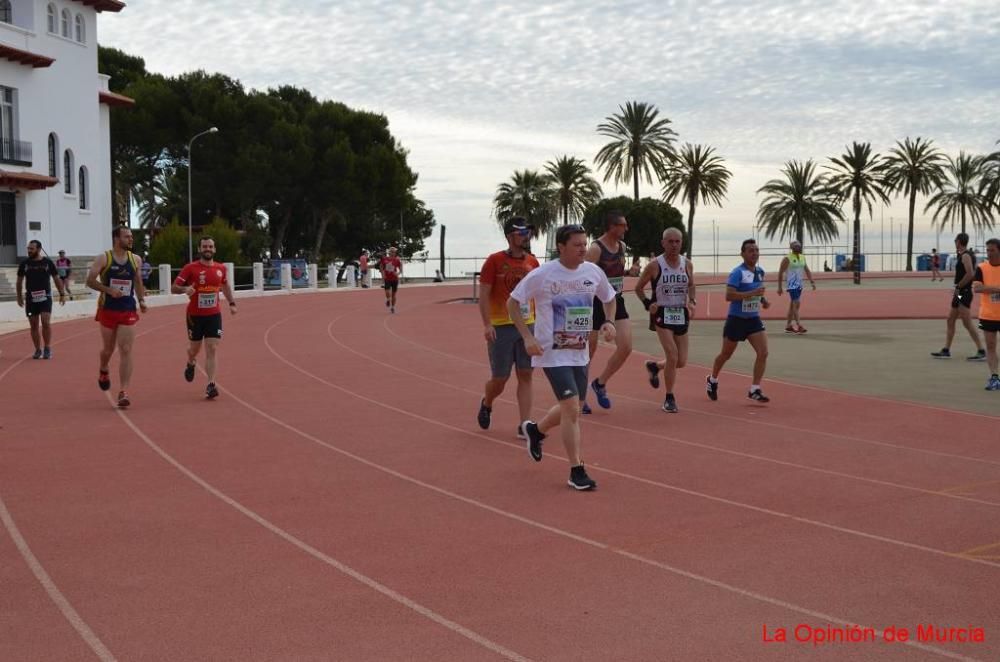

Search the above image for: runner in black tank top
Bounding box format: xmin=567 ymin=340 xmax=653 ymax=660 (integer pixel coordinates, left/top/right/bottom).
xmin=582 ymin=210 xmax=634 ymax=412
xmin=931 ymin=232 xmax=985 ymax=360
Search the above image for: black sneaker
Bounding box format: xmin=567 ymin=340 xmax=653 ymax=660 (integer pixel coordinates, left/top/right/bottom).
xmin=206 ymin=382 xmax=219 ymax=399
xmin=98 ymin=369 xmax=111 ymax=391
xmin=748 ymin=389 xmax=770 ymax=403
xmin=184 ymin=362 xmax=196 ymax=382
xmin=477 ymin=399 xmax=491 ymax=429
xmin=521 ymin=421 xmax=544 ymax=462
xmin=568 ymin=465 xmax=597 ymax=490
xmin=32 ymin=349 xmax=42 ymax=360
xmin=931 ymin=348 xmax=951 ymax=358
xmin=385 ymin=299 xmax=390 ymax=308
xmin=967 ymin=349 xmax=987 ymax=361
xmin=706 ymin=376 xmax=718 ymax=401
xmin=645 ymin=360 xmax=660 ymax=389
xmin=42 ymin=347 xmax=52 ymax=360
xmin=662 ymin=393 xmax=678 ymax=413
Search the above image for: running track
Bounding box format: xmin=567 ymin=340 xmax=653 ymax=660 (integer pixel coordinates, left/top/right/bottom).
xmin=1 ymin=285 xmax=998 ymax=661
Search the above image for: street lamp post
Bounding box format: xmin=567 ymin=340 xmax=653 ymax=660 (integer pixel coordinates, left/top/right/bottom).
xmin=187 ymin=127 xmax=219 ymax=262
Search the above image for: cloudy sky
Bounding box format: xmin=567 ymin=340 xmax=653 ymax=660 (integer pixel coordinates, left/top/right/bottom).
xmin=99 ymin=1 xmax=1000 ymax=265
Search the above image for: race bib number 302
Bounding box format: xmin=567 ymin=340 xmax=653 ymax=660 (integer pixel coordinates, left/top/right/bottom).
xmin=660 ymin=306 xmax=685 ymax=325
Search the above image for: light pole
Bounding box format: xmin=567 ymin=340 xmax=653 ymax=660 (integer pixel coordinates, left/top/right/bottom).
xmin=187 ymin=127 xmax=219 ymax=262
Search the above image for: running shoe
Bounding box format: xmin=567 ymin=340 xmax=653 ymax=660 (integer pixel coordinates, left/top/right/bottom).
xmin=98 ymin=369 xmax=111 ymax=391
xmin=645 ymin=360 xmax=661 ymax=388
xmin=32 ymin=349 xmax=42 ymax=359
xmin=706 ymin=375 xmax=718 ymax=401
xmin=748 ymin=389 xmax=770 ymax=403
xmin=206 ymin=382 xmax=219 ymax=399
xmin=967 ymin=349 xmax=987 ymax=362
xmin=986 ymin=375 xmax=1000 ymax=391
xmin=930 ymin=348 xmax=951 ymax=358
xmin=116 ymin=391 xmax=130 ymax=408
xmin=184 ymin=362 xmax=196 ymax=382
xmin=795 ymin=326 xmax=808 ymax=334
xmin=521 ymin=421 xmax=545 ymax=462
xmin=390 ymin=306 xmax=395 ymax=314
xmin=784 ymin=325 xmax=798 ymax=334
xmin=662 ymin=393 xmax=678 ymax=413
xmin=591 ymin=379 xmax=611 ymax=409
xmin=385 ymin=299 xmax=390 ymax=308
xmin=477 ymin=399 xmax=491 ymax=429
xmin=581 ymin=402 xmax=592 ymax=415
xmin=42 ymin=347 xmax=52 ymax=359
xmin=568 ymin=465 xmax=597 ymax=491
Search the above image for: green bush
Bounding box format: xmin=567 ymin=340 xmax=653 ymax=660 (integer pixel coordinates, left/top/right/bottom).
xmin=147 ymin=217 xmax=245 ymax=268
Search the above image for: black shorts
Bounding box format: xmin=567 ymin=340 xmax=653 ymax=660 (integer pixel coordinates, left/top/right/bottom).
xmin=25 ymin=298 xmax=52 ymax=318
xmin=187 ymin=313 xmax=223 ymax=341
xmin=543 ymin=365 xmax=589 ymax=401
xmin=723 ymin=315 xmax=765 ymax=342
xmin=592 ymin=295 xmax=628 ymax=328
xmin=383 ymin=280 xmax=399 ymax=292
xmin=649 ymin=306 xmax=689 ymax=336
xmin=980 ymin=319 xmax=1000 ymax=333
xmin=951 ymin=289 xmax=973 ymax=308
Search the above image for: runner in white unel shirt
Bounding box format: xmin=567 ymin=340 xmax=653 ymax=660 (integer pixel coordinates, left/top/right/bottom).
xmin=508 ymin=224 xmax=617 ymax=491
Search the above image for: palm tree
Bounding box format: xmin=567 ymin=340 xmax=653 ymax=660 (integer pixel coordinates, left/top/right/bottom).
xmin=492 ymin=169 xmax=556 ymax=234
xmin=756 ymin=160 xmax=844 ymax=245
xmin=594 ymin=101 xmax=676 ymax=200
xmin=981 ymin=140 xmax=1000 ymax=213
xmin=883 ymin=137 xmax=946 ymax=271
xmin=925 ymin=152 xmax=995 ymax=236
xmin=826 ymin=142 xmax=891 ymax=284
xmin=544 ymin=156 xmax=602 ymax=224
xmin=661 ymin=143 xmax=732 ymax=257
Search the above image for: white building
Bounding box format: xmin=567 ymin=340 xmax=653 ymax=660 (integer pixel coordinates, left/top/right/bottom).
xmin=0 ymin=0 xmax=129 ymax=267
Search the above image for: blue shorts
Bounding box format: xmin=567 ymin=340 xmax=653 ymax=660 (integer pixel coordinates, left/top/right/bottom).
xmin=788 ymin=288 xmax=802 ymax=302
xmin=723 ymin=316 xmax=766 ymax=342
xmin=543 ymin=365 xmax=589 ymax=401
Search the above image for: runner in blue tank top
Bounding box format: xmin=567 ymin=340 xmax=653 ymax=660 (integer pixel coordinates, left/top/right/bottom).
xmin=707 ymin=238 xmax=772 ymax=403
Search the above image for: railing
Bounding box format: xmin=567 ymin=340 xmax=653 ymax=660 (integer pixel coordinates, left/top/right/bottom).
xmin=0 ymin=138 xmax=32 ymax=166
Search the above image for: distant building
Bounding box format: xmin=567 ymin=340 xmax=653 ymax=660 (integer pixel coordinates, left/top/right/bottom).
xmin=0 ymin=0 xmax=130 ymax=266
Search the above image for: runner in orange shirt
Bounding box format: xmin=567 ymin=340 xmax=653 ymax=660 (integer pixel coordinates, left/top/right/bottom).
xmin=172 ymin=236 xmax=237 ymax=399
xmin=477 ymin=218 xmax=540 ymax=434
xmin=972 ymin=238 xmax=1000 ymax=390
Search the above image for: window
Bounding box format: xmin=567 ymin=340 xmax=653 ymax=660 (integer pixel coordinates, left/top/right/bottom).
xmin=0 ymin=87 xmax=14 ymax=144
xmin=63 ymin=149 xmax=73 ymax=194
xmin=48 ymin=133 xmax=58 ymax=177
xmin=0 ymin=0 xmax=12 ymax=24
xmin=60 ymin=8 xmax=69 ymax=37
xmin=78 ymin=166 xmax=88 ymax=209
xmin=74 ymin=14 xmax=84 ymax=42
xmin=47 ymin=4 xmax=56 ymax=33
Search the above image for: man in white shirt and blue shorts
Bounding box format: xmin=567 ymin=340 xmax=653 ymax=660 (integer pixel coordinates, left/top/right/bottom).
xmin=508 ymin=224 xmax=617 ymax=491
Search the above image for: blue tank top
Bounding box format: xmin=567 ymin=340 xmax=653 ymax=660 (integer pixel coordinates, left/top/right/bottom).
xmin=99 ymin=251 xmax=138 ymax=311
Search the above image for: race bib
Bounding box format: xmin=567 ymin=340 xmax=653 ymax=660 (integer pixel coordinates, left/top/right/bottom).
xmin=660 ymin=306 xmax=685 ymax=325
xmin=608 ymin=276 xmax=624 ymax=293
xmin=57 ymin=268 xmax=68 ymax=278
xmin=384 ymin=263 xmax=396 ymax=274
xmin=110 ymin=278 xmax=132 ymax=296
xmin=198 ymin=292 xmax=218 ymax=309
xmin=991 ymin=292 xmax=1000 ymax=303
xmin=30 ymin=289 xmax=48 ymax=303
xmin=553 ymin=305 xmax=592 ymax=350
xmin=742 ymin=296 xmax=761 ymax=314
xmin=518 ymin=302 xmax=531 ymax=321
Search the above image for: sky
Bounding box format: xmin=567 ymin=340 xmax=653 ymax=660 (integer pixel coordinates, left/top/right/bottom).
xmin=98 ymin=1 xmax=1000 ymax=269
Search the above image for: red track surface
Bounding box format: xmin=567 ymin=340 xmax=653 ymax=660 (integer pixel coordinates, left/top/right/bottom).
xmin=1 ymin=285 xmax=998 ymax=661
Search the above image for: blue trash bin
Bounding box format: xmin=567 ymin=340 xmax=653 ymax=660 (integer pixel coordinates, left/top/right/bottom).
xmin=917 ymin=254 xmax=931 ymax=271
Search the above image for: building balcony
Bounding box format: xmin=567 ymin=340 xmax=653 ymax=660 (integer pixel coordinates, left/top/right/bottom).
xmin=0 ymin=138 xmax=31 ymax=166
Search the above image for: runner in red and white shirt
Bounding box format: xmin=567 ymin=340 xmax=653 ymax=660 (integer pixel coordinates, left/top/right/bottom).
xmin=380 ymin=246 xmax=403 ymax=313
xmin=171 ymin=236 xmax=237 ymax=399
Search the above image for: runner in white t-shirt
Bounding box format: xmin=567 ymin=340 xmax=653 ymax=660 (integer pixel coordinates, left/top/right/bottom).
xmin=508 ymin=224 xmax=617 ymax=491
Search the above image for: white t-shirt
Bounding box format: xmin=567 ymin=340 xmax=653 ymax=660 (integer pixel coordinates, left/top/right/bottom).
xmin=509 ymin=260 xmax=616 ymax=368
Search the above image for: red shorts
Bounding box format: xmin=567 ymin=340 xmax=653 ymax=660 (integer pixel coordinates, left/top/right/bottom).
xmin=96 ymin=308 xmax=139 ymax=329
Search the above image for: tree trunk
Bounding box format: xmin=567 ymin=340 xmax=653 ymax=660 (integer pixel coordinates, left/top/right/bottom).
xmin=563 ymin=203 xmax=568 ymax=224
xmin=439 ymin=224 xmax=446 ymax=278
xmin=633 ymin=161 xmax=640 ymax=201
xmin=313 ymin=210 xmax=332 ymax=259
xmin=905 ymin=187 xmax=916 ymax=271
xmin=271 ymin=209 xmax=293 ymax=257
xmin=852 ymin=190 xmax=862 ymax=285
xmin=961 ymin=205 xmax=966 ymax=234
xmin=685 ymin=196 xmax=696 ymax=259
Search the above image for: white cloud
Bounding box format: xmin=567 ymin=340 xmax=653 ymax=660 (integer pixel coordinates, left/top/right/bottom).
xmin=100 ymin=1 xmax=1000 ymax=259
